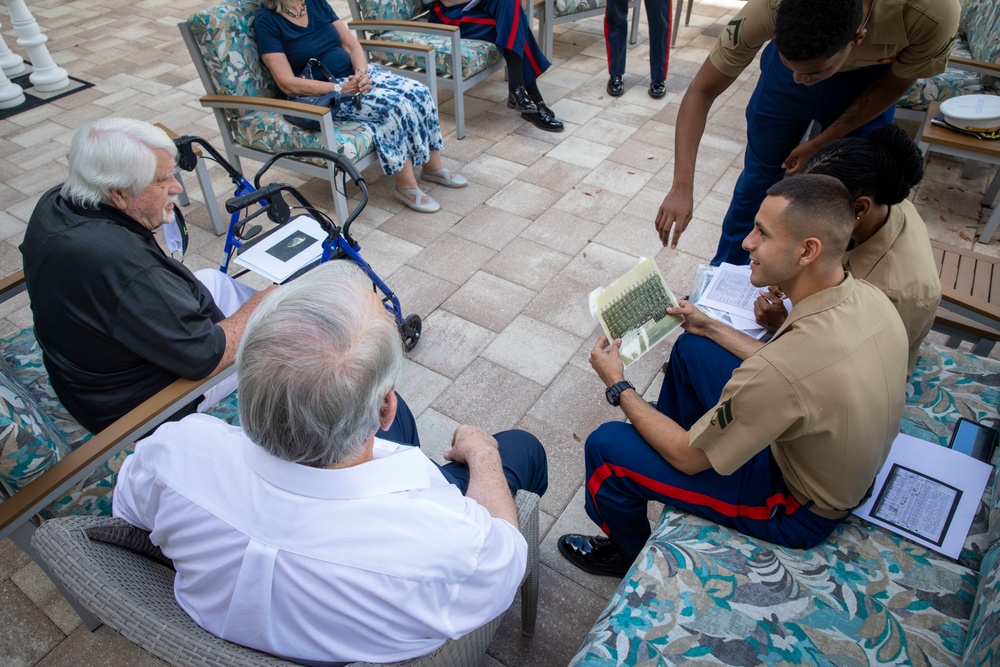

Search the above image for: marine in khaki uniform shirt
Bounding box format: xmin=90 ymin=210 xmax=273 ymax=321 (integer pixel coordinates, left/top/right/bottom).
xmin=689 ymin=274 xmax=908 ymax=516
xmin=654 ymin=0 xmax=960 ymax=267
xmin=843 ymin=198 xmax=941 ymax=376
xmin=558 ymin=175 xmax=910 ymax=579
xmin=709 ymin=0 xmax=958 ymax=80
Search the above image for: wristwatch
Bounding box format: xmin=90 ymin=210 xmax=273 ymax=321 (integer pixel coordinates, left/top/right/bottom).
xmin=333 ymin=83 xmax=342 ymax=93
xmin=605 ymin=380 xmax=634 ymax=407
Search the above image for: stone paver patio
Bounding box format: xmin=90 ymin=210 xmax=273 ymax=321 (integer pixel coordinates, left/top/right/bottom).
xmin=1 ymin=0 xmax=998 ymax=665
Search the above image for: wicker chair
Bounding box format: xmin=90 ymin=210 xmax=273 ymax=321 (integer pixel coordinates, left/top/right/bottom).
xmin=31 ymin=490 xmax=541 ymax=667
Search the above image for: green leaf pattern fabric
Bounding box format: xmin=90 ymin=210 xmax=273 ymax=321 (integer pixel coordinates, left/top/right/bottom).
xmin=571 ymin=342 xmax=1000 ymax=666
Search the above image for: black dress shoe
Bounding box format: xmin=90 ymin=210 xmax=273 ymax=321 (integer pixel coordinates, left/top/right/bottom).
xmin=558 ymin=534 xmax=632 ymax=577
xmin=507 ymin=86 xmax=538 ymax=113
xmin=522 ymin=102 xmax=564 ymax=132
xmin=649 ymin=81 xmax=666 ymax=98
xmin=606 ymin=75 xmax=624 ymax=97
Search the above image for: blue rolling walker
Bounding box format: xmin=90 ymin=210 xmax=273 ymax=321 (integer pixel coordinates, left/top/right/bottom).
xmin=172 ymin=136 xmax=422 ymax=351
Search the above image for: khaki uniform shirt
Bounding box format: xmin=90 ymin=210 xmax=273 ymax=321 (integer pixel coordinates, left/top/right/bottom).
xmin=689 ymin=275 xmax=908 ymax=513
xmin=844 ymin=199 xmax=941 ymax=377
xmin=709 ymin=0 xmax=959 ymax=79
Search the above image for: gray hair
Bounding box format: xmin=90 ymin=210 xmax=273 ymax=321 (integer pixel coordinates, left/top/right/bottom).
xmin=61 ymin=118 xmax=177 ymax=209
xmin=237 ymin=262 xmax=404 ymax=467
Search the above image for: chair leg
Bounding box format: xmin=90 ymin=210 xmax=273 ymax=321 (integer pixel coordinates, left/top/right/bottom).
xmin=629 ymin=0 xmax=640 ymax=45
xmin=671 ymin=0 xmax=683 ymax=46
xmin=11 ymin=522 xmax=104 ymax=632
xmin=983 ymin=169 xmax=1000 ymax=207
xmin=519 ymin=497 xmax=540 ymax=637
xmin=685 ymin=0 xmax=693 ymax=26
xmin=195 ymin=157 xmax=229 ymax=236
xmin=173 ymin=167 xmax=191 ymax=206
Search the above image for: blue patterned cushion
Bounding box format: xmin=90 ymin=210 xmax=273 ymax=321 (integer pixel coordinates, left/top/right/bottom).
xmin=366 ymin=32 xmax=502 ymax=80
xmin=232 ymin=113 xmax=375 ymax=162
xmin=553 ymin=0 xmax=607 ymax=17
xmin=0 ymin=356 xmax=71 ymax=493
xmin=0 ymin=326 xmax=243 ymax=520
xmin=963 ymin=543 xmax=1000 ymax=666
xmin=897 ymin=38 xmax=992 ymax=111
xmin=571 ymin=512 xmax=977 ymax=666
xmin=0 ymin=328 xmax=90 ymax=448
xmin=187 ymin=0 xmax=280 ymax=122
xmin=571 ymin=342 xmax=1000 ymax=666
xmin=354 ymin=0 xmax=428 ymax=21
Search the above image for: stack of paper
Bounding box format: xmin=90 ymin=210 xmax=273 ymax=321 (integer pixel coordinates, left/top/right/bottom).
xmin=233 ymin=215 xmax=328 ymax=284
xmin=691 ymin=263 xmax=792 ymax=340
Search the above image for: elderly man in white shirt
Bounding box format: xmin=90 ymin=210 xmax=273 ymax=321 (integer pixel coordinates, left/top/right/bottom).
xmin=113 ymin=261 xmax=547 ymax=665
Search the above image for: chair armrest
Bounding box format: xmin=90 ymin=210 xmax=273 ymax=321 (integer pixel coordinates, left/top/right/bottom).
xmin=348 ymin=18 xmax=459 ymax=36
xmin=940 ymin=286 xmax=1000 ymax=324
xmin=0 ymin=270 xmax=26 ymax=305
xmin=360 ymin=38 xmax=434 ymax=55
xmin=0 ymin=364 xmax=237 ymax=540
xmin=946 ymin=56 xmax=1000 ymax=77
xmin=199 ymin=94 xmax=333 ymax=117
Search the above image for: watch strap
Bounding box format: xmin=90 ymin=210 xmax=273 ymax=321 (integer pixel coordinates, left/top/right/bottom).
xmin=605 ymin=380 xmax=634 ymax=406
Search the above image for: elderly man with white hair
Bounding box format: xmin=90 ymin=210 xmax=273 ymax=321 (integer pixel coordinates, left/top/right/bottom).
xmin=19 ymin=117 xmax=276 ymax=433
xmin=113 ymin=262 xmax=548 ymax=665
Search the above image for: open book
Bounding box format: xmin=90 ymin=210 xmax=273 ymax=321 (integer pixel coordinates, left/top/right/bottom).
xmin=589 ymin=257 xmax=684 ymax=366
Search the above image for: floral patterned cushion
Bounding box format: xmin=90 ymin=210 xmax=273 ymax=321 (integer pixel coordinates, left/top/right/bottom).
xmin=233 ymin=113 xmax=375 ymax=163
xmin=0 ymin=328 xmax=89 ymax=448
xmin=571 ymin=341 xmax=1000 ymax=666
xmin=354 ymin=0 xmax=428 ymax=21
xmin=366 ymin=31 xmax=502 ymax=80
xmin=0 ymin=356 xmax=71 ymax=493
xmin=0 ymin=326 xmax=241 ymax=521
xmin=961 ymin=0 xmax=1000 ymax=66
xmin=571 ymin=512 xmax=978 ymax=666
xmin=187 ymin=0 xmax=280 ymax=118
xmin=963 ymin=543 xmax=1000 ymax=665
xmin=897 ymin=37 xmax=994 ymax=111
xmin=553 ymin=0 xmax=607 ymax=18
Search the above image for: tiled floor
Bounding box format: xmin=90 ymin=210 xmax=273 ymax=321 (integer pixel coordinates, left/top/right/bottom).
xmin=2 ymin=0 xmax=999 ymax=665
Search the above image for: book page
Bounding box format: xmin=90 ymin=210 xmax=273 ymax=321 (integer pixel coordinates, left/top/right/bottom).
xmin=590 ymin=257 xmax=684 ymax=366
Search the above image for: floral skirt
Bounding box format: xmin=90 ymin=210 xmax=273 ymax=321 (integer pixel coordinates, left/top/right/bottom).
xmin=332 ymin=66 xmax=445 ymax=176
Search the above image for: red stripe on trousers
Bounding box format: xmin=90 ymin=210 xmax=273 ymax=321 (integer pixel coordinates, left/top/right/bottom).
xmin=603 ymin=15 xmax=612 ymax=74
xmin=507 ymin=0 xmax=520 ymax=50
xmin=587 ymin=463 xmax=801 ymax=521
xmin=524 ymin=45 xmax=543 ymax=77
xmin=432 ymin=4 xmax=497 ymax=26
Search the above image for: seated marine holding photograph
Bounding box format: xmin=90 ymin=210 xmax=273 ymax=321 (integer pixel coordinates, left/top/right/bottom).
xmin=559 ymin=175 xmax=908 ymax=577
xmin=256 ymin=0 xmax=468 ymax=214
xmin=113 ymin=262 xmax=548 ymax=665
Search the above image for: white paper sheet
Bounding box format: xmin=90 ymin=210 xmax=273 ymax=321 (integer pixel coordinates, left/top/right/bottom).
xmin=854 ymin=433 xmax=992 ymax=559
xmin=233 ymin=215 xmax=327 ymax=284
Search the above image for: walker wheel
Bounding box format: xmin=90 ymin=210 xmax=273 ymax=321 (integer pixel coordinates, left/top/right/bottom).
xmin=400 ymin=314 xmax=422 ymax=351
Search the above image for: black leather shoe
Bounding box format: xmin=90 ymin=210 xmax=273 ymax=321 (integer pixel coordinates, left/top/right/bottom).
xmin=522 ymin=102 xmax=564 ymax=132
xmin=558 ymin=534 xmax=632 ymax=577
xmin=507 ymin=86 xmax=538 ymax=113
xmin=649 ymin=81 xmax=666 ymax=98
xmin=606 ymin=75 xmax=624 ymax=97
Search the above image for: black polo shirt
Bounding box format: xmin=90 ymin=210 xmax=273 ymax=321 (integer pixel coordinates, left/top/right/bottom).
xmin=20 ymin=186 xmax=226 ymax=433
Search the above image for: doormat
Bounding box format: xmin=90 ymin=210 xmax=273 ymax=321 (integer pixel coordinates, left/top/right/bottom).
xmin=0 ymin=63 xmax=94 ymax=122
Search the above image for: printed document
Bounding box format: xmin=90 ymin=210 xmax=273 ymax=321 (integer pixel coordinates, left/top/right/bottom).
xmin=854 ymin=433 xmax=991 ymax=559
xmin=233 ymin=215 xmax=327 ymax=284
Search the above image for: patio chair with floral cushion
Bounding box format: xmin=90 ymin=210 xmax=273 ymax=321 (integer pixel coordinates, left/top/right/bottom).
xmin=345 ymin=0 xmax=506 ymax=140
xmin=0 ymin=270 xmax=240 ymax=631
xmin=179 ymin=0 xmax=436 ymax=226
xmin=895 ymin=0 xmax=999 ymax=123
xmin=533 ymin=0 xmax=640 ymax=60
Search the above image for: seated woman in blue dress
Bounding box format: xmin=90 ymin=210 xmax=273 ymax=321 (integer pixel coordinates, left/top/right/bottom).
xmin=256 ymin=0 xmax=467 ymax=213
xmin=429 ymin=0 xmax=564 ymax=132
